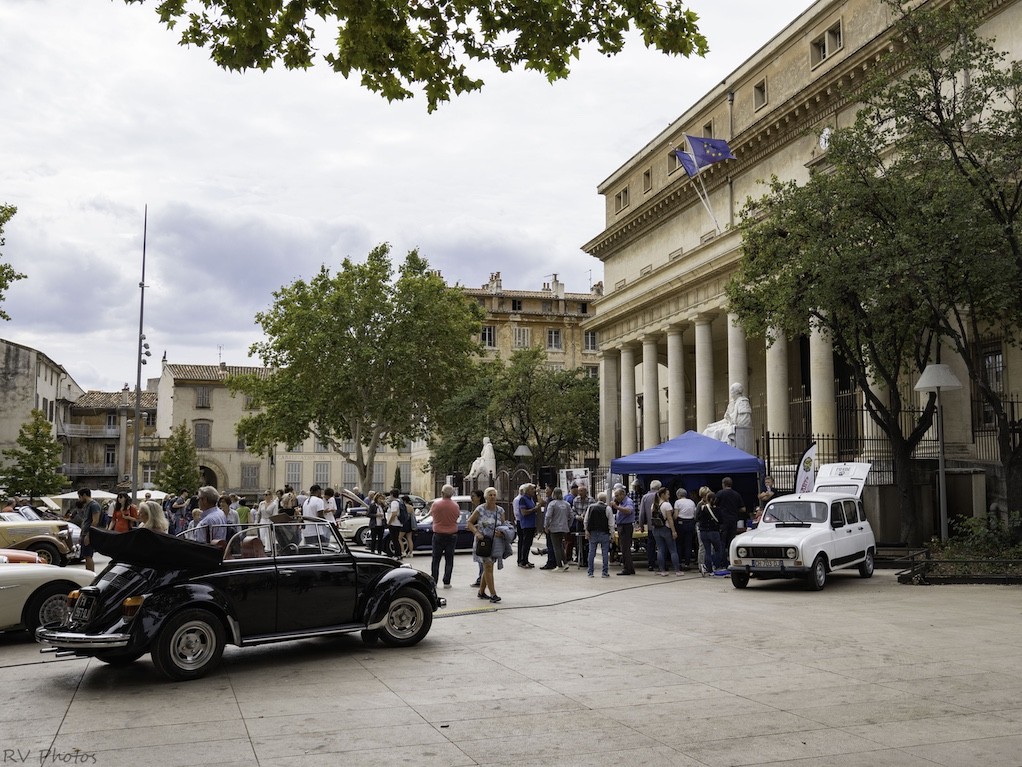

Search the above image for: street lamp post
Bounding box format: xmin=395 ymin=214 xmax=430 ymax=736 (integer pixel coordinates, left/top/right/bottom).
xmin=131 ymin=207 xmax=152 ymax=502
xmin=915 ymin=363 xmax=963 ymax=541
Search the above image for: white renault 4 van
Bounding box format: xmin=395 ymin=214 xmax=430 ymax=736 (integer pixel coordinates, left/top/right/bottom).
xmin=729 ymin=463 xmax=876 ymax=590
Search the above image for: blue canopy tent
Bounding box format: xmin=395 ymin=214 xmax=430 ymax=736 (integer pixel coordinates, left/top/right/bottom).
xmin=610 ymin=431 xmax=764 ymax=511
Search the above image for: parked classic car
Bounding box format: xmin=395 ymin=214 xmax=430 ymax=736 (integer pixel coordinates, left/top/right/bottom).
xmin=36 ymin=521 xmax=445 ymax=680
xmin=13 ymin=506 xmax=83 ymax=561
xmin=728 ymin=462 xmax=876 ymax=590
xmin=0 ymin=512 xmax=77 ymax=566
xmin=0 ymin=563 xmax=95 ymax=632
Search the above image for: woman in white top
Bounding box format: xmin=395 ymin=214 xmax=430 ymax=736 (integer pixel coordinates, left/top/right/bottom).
xmin=256 ymin=490 xmax=278 ymax=549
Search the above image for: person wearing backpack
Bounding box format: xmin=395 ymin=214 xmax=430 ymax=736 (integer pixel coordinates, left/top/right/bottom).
xmin=386 ymin=488 xmax=405 ymax=559
xmin=696 ymin=486 xmax=726 ymax=575
xmin=400 ymin=494 xmax=417 ymax=558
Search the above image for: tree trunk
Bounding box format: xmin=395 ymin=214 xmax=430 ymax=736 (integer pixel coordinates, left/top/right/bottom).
xmin=891 ymin=437 xmax=922 ymax=546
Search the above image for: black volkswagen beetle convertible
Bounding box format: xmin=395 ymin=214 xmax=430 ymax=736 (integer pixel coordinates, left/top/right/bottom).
xmin=36 ymin=520 xmax=444 ymax=680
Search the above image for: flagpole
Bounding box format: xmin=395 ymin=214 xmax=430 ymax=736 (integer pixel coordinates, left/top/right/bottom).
xmin=694 ymin=171 xmax=722 ymax=234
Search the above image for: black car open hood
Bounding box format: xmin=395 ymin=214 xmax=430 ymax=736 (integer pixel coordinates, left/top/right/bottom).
xmin=91 ymin=527 xmax=223 ymax=571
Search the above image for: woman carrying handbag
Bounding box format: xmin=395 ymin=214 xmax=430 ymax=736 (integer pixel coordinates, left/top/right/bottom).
xmin=467 ymin=487 xmax=512 ymax=603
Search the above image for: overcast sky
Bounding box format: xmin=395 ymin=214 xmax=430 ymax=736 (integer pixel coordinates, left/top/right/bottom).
xmin=1 ymin=0 xmax=811 ymax=393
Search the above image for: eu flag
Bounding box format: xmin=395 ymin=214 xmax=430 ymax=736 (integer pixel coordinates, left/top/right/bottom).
xmin=672 ymin=149 xmax=701 ymax=178
xmin=687 ymin=135 xmax=736 ymax=168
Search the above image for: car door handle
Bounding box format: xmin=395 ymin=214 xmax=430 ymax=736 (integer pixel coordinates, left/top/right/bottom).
xmin=279 ymin=569 xmax=296 ymax=576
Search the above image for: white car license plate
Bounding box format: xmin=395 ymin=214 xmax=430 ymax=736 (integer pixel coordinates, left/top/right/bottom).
xmin=72 ymin=594 xmax=94 ymax=622
xmin=752 ymin=559 xmax=781 ymax=567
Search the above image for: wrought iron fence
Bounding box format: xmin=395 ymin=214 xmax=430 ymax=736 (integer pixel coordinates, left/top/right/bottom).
xmin=971 ymin=395 xmax=1022 ymax=464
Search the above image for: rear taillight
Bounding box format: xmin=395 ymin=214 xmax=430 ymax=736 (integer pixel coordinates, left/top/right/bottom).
xmin=122 ymin=596 xmax=145 ymax=619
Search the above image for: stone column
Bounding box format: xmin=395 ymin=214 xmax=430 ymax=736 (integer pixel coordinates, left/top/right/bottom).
xmin=727 ymin=312 xmax=748 ymax=394
xmin=695 ymin=316 xmax=715 ymax=431
xmin=809 ymin=321 xmax=837 ymax=445
xmin=599 ymin=349 xmax=620 ymax=464
xmin=642 ymin=335 xmax=661 ymax=449
xmin=620 ymin=345 xmax=637 ymax=456
xmin=765 ymin=330 xmax=790 ymax=435
xmin=666 ymin=326 xmax=686 ymax=438
xmin=861 ymin=374 xmax=890 ymax=460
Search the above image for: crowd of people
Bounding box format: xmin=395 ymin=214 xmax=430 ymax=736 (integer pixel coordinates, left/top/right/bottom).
xmin=64 ymin=476 xmax=775 ymax=598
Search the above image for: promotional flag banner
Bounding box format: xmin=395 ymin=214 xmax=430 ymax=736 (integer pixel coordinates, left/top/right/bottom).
xmin=794 ymin=442 xmax=817 ymax=494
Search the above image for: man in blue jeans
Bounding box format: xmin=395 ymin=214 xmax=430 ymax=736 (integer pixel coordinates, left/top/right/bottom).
xmin=514 ymin=484 xmax=537 ymax=568
xmin=584 ymin=491 xmax=615 ymax=577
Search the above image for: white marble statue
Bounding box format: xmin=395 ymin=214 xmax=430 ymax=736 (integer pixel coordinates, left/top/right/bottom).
xmin=703 ymin=383 xmax=753 ymax=449
xmin=468 ymin=436 xmax=497 ymax=481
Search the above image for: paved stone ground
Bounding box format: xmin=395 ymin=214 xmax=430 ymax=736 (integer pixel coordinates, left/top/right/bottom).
xmin=2 ymin=555 xmax=1021 ymax=767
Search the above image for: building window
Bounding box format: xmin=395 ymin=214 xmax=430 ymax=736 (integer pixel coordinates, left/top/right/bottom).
xmin=584 ymin=365 xmax=600 ymax=379
xmin=371 ymin=463 xmax=385 ymax=492
xmin=340 ymin=439 xmax=354 ymax=453
xmin=579 ymin=302 xmax=588 ymax=315
xmin=237 ymin=434 xmax=246 ymax=451
xmin=398 ymin=462 xmax=411 ymax=491
xmin=547 ymin=328 xmax=562 ymax=351
xmin=703 ymin=121 xmax=713 ymax=138
xmin=541 ymin=301 xmax=552 ymax=314
xmin=241 ymin=463 xmax=260 ymax=488
xmin=314 ymin=439 xmax=329 ymax=453
xmin=753 ymin=78 xmax=768 ymax=110
xmin=975 ymin=340 xmax=1004 ymax=428
xmin=314 ymin=461 xmax=330 ymax=485
xmin=195 ymin=386 xmax=211 ymax=409
xmin=285 ymin=461 xmax=302 ymax=487
xmin=194 ymin=421 xmax=212 ymax=449
xmin=614 ymin=187 xmax=630 ymax=212
xmin=104 ymin=444 xmax=116 ymax=467
xmin=546 ymin=362 xmax=564 ymax=371
xmin=811 ymin=20 xmax=843 ymax=68
xmin=668 ymin=151 xmax=681 ymax=175
xmin=513 ymin=326 xmax=531 ymax=348
xmin=107 ymin=413 xmax=117 ymax=428
xmin=584 ymin=331 xmax=599 ymax=352
xmin=642 ymin=168 xmax=653 ymax=193
xmin=143 ymin=463 xmax=156 ymax=485
xmin=343 ymin=463 xmax=358 ymax=487
xmin=481 ymin=325 xmax=496 ymax=348
xmin=511 ymin=299 xmax=523 ymax=312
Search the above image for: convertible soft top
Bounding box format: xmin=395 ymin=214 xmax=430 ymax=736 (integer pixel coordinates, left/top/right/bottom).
xmin=91 ymin=527 xmax=223 ymax=571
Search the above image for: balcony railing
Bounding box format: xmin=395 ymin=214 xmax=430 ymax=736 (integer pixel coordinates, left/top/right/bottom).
xmin=58 ymin=424 xmax=120 ymax=438
xmin=61 ymin=463 xmax=119 ymax=476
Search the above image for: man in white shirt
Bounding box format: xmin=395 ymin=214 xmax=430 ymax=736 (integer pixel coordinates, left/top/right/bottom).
xmin=302 ymin=484 xmax=326 ymax=545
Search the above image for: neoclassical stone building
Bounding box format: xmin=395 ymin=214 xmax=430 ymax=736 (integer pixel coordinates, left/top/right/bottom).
xmin=584 ymin=0 xmax=1022 ymax=531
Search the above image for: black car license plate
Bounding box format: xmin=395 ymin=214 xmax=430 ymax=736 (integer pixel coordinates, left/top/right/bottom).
xmin=72 ymin=594 xmax=94 ymax=622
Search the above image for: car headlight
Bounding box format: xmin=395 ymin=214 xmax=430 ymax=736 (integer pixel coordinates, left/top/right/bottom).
xmin=785 ymin=547 xmax=797 ymax=559
xmin=736 ymin=546 xmax=748 ymax=558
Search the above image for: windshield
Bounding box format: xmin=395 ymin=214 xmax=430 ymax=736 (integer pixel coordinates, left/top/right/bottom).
xmin=763 ymin=501 xmax=827 ymax=524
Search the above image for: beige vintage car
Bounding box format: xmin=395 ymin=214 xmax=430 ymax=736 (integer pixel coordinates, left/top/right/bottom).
xmin=0 ymin=512 xmax=76 ymax=566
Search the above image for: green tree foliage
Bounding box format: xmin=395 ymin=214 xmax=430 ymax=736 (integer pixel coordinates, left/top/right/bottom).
xmin=430 ymin=348 xmax=599 ymax=478
xmin=154 ymin=422 xmax=201 ymax=493
xmin=128 ymin=0 xmax=708 ymax=111
xmin=0 ymin=204 xmax=27 ymax=322
xmin=231 ymin=244 xmax=483 ymax=491
xmin=728 ymin=0 xmax=1022 ymax=539
xmin=855 ymin=0 xmax=1022 ymax=506
xmin=1 ymin=410 xmax=68 ymax=499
